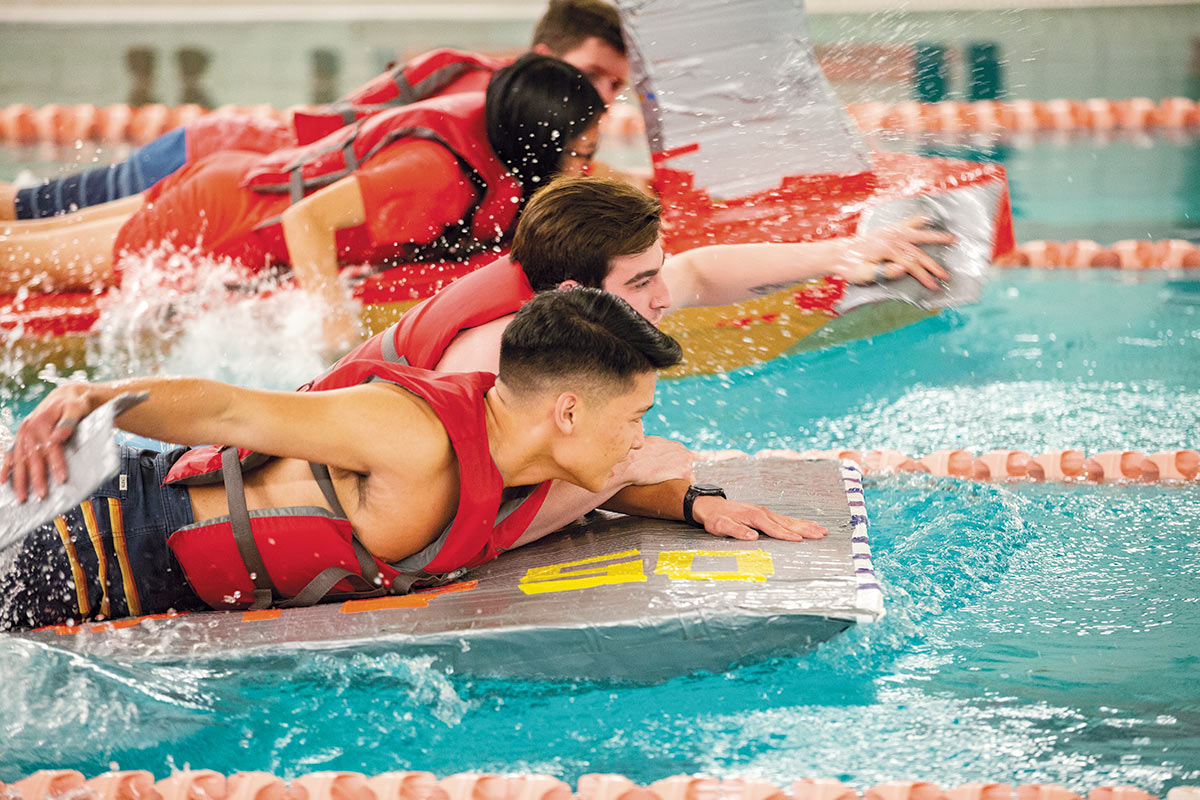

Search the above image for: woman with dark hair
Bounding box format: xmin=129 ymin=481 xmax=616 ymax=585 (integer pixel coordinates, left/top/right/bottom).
xmin=0 ymin=54 xmax=604 ymax=347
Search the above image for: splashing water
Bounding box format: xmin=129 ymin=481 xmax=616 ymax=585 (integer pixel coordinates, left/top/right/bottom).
xmin=87 ymin=246 xmax=346 ymax=389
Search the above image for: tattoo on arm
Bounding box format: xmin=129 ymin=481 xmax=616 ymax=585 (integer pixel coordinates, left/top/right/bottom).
xmin=749 ymin=281 xmax=799 ymax=296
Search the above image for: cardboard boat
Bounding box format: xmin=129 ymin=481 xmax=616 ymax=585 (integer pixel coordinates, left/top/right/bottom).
xmin=13 ymin=456 xmax=880 ymax=681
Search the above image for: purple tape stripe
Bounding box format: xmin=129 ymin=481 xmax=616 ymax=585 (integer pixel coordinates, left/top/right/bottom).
xmin=858 ymin=582 xmax=881 ymax=591
xmin=850 ymin=515 xmax=868 ymax=526
xmin=852 ymin=535 xmax=869 ymax=543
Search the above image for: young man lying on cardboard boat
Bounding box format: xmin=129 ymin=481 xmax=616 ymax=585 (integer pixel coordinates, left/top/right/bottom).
xmin=0 ymin=289 xmax=829 ymax=631
xmin=303 ymin=175 xmax=952 ymax=537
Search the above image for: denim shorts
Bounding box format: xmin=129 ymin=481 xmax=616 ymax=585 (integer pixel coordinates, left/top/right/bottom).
xmin=0 ymin=446 xmax=205 ymax=631
xmin=14 ymin=126 xmax=186 ymax=219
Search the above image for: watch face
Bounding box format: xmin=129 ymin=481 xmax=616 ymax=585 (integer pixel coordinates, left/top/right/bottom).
xmin=692 ymin=483 xmax=723 ymax=494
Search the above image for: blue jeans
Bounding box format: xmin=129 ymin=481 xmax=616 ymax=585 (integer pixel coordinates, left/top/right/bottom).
xmin=0 ymin=446 xmax=204 ymax=631
xmin=14 ymin=126 xmax=187 ymax=219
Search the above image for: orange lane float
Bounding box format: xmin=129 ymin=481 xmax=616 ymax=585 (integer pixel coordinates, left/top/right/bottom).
xmin=2 ymin=772 xmax=1187 ymax=800
xmin=995 ymin=239 xmax=1200 ymax=269
xmin=4 ymin=98 xmax=1199 ymax=147
xmin=844 ymin=97 xmax=1200 ymax=136
xmin=734 ymin=447 xmax=1199 ymax=484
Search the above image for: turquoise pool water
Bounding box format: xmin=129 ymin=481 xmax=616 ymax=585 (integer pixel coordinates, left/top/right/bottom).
xmin=2 ymin=116 xmax=1199 ymax=788
xmin=1 ymin=272 xmax=1198 ymax=789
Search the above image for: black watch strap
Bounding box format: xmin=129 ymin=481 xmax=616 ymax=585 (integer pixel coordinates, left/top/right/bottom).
xmin=683 ymin=483 xmax=726 ymax=527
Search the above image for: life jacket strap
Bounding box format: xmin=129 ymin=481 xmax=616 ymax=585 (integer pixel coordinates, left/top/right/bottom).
xmin=276 ymin=563 xmax=386 ymax=608
xmin=221 ymin=446 xmax=275 ymax=610
xmin=308 ymin=462 xmax=386 ymax=593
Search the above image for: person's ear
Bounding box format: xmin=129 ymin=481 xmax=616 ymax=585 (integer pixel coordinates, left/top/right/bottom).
xmin=553 ymin=391 xmax=580 ymax=434
xmin=532 ymin=43 xmax=553 ymax=56
xmin=556 ymin=279 xmax=581 ymax=290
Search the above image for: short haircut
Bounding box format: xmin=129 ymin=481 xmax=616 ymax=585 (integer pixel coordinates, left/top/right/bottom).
xmin=486 ymin=54 xmax=605 ymax=197
xmin=499 ymin=287 xmax=682 ymax=397
xmin=512 ymin=176 xmax=662 ymax=291
xmin=532 ymin=0 xmax=625 ymax=57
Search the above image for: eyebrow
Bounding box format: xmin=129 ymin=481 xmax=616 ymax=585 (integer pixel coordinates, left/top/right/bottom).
xmin=623 ymin=268 xmax=660 ymax=286
xmin=623 ymin=252 xmax=666 ymax=287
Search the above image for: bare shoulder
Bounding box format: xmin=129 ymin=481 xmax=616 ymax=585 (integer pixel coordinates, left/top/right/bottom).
xmin=435 ymin=313 xmax=514 ymax=374
xmin=355 ymin=382 xmax=454 ymax=472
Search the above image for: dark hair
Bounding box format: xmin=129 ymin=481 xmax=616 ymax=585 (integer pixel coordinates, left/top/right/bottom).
xmin=499 ymin=287 xmax=682 ymax=396
xmin=485 ymin=54 xmax=604 ymax=196
xmin=532 ymin=0 xmax=625 ymax=57
xmin=512 ymin=176 xmax=662 ymax=291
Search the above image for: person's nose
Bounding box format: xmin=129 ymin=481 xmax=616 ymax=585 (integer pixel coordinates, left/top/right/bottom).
xmin=629 ymin=426 xmax=646 ymax=451
xmin=652 ymin=277 xmax=672 ymax=310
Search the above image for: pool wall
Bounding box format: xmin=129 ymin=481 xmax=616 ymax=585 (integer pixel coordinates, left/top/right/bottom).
xmin=0 ymin=3 xmax=1197 ymax=109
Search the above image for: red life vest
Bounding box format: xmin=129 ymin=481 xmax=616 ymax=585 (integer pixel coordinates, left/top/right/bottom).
xmin=293 ymin=48 xmax=504 ymax=145
xmin=307 ymin=256 xmax=536 ymax=384
xmin=163 ymin=362 xmax=551 ymax=611
xmin=242 ymin=92 xmax=522 ymax=263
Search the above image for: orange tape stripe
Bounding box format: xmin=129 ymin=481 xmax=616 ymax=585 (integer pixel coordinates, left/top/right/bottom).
xmin=52 ymin=516 xmax=91 ymax=618
xmin=107 ymin=497 xmax=141 ymax=617
xmin=80 ymin=500 xmax=111 ymax=618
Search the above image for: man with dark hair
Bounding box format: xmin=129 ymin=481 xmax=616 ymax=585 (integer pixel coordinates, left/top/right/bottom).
xmin=1 ymin=0 xmax=632 ymax=220
xmin=3 ymin=289 xmax=821 ymax=631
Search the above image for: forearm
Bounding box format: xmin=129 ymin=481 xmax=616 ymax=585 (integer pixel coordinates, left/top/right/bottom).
xmin=280 ymin=175 xmax=366 ymax=300
xmin=600 ymin=478 xmax=690 ymax=521
xmin=666 ymin=240 xmax=850 ymax=309
xmin=74 ymin=376 xmax=245 ymax=446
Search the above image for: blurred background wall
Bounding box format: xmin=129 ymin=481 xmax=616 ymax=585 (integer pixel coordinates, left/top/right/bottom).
xmin=0 ymin=0 xmax=1197 ymax=109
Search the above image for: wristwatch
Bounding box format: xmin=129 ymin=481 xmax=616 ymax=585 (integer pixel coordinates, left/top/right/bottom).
xmin=683 ymin=483 xmax=726 ymax=527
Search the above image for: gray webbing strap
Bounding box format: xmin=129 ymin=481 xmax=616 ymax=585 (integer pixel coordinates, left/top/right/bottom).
xmin=410 ymin=64 xmax=470 ymax=101
xmin=379 ymin=323 xmax=404 ymax=363
xmin=277 ymin=565 xmax=384 ymax=608
xmin=342 ymin=140 xmax=359 ymax=172
xmin=308 ymin=462 xmax=348 ymax=517
xmin=307 ymin=463 xmax=382 ymax=590
xmin=221 ymin=447 xmax=275 ymax=610
xmin=288 ymin=168 xmax=305 ymax=204
xmin=391 ymin=67 xmax=418 ymax=105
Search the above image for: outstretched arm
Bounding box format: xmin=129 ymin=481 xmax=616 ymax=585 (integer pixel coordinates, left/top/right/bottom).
xmin=508 ymin=435 xmax=696 ymax=549
xmin=662 ymin=217 xmax=954 ymax=311
xmin=601 ymin=478 xmax=827 ymax=542
xmin=1 ymin=375 xmax=418 ymax=502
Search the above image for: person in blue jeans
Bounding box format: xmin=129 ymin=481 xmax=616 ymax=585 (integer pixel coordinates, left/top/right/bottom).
xmin=0 ymin=0 xmax=632 ymax=221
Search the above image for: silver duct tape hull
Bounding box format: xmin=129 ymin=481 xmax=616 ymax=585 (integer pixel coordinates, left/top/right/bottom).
xmin=837 ymin=183 xmax=1004 ymax=314
xmin=0 ymin=392 xmax=147 ymax=551
xmin=15 ymin=459 xmax=881 ymax=682
xmin=618 ymin=0 xmax=870 ymax=198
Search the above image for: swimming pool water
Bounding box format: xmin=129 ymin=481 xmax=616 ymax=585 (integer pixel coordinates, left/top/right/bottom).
xmin=1 ymin=272 xmax=1198 ymax=789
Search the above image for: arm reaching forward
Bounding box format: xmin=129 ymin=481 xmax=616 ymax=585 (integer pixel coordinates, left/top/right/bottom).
xmin=663 ymin=217 xmax=955 ymax=311
xmin=601 ymin=478 xmax=827 ymax=542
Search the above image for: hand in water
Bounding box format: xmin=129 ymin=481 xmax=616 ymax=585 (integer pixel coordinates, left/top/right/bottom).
xmin=691 ymin=495 xmax=828 ymax=541
xmin=321 ymin=304 xmax=363 ymax=360
xmin=1 ymin=382 xmax=92 ymax=502
xmin=839 ymin=215 xmax=955 ymax=290
xmin=610 ymin=435 xmax=694 ymax=486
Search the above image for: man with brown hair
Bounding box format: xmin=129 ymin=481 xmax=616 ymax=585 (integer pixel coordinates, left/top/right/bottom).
xmin=532 ymin=0 xmax=628 ymax=103
xmin=316 ymin=175 xmax=951 ymax=542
